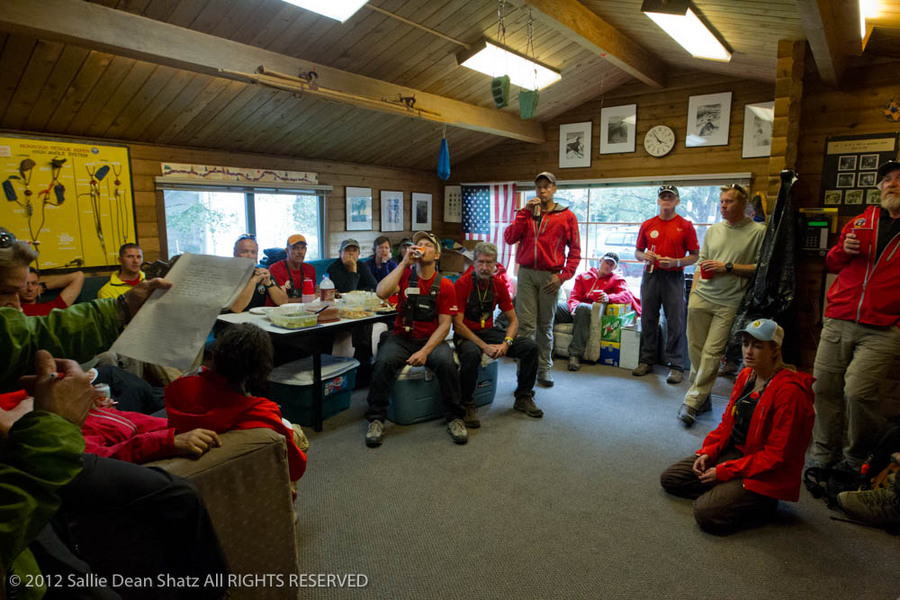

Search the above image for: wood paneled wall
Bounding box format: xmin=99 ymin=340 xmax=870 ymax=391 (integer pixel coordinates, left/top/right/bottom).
xmin=125 ymin=142 xmax=450 ymax=261
xmin=451 ymin=70 xmax=774 ymax=194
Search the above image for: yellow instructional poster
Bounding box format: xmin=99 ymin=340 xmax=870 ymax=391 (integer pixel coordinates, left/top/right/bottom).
xmin=0 ymin=135 xmax=135 ymax=269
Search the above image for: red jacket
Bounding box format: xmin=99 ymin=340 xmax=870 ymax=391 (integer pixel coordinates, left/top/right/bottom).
xmin=0 ymin=389 xmax=177 ymax=464
xmin=566 ymin=268 xmax=642 ymax=316
xmin=699 ymin=368 xmax=815 ymax=502
xmin=504 ymin=204 xmax=581 ymax=281
xmin=166 ymin=370 xmax=307 ymax=481
xmin=824 ymin=205 xmax=900 ymax=328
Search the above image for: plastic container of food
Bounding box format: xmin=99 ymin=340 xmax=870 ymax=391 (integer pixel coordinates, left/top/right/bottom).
xmin=269 ymin=306 xmax=318 ymax=329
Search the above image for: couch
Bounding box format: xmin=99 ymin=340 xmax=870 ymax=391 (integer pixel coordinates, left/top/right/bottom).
xmin=552 ymin=301 xmax=608 ymax=362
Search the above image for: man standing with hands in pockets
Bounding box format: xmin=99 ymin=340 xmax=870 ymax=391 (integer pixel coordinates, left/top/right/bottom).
xmin=504 ymin=172 xmax=581 ymax=388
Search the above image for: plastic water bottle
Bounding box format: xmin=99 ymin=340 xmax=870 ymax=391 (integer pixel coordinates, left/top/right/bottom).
xmin=319 ymin=273 xmax=335 ymax=304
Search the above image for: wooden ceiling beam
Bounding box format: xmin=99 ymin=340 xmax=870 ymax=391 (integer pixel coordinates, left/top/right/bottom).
xmin=795 ymin=0 xmax=862 ymax=86
xmin=0 ymin=0 xmax=546 ymax=144
xmin=510 ymin=0 xmax=665 ymax=88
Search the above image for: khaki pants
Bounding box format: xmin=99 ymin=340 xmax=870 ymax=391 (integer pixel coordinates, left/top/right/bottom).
xmin=684 ymin=292 xmax=738 ymax=409
xmin=810 ymin=317 xmax=900 ymax=470
xmin=516 ymin=267 xmax=559 ymax=376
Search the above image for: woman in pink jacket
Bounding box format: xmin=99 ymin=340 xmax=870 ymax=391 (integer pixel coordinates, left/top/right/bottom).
xmin=660 ymin=319 xmax=815 ymax=535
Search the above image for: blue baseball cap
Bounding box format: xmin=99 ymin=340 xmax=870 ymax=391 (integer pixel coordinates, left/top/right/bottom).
xmin=738 ymin=318 xmax=784 ymax=347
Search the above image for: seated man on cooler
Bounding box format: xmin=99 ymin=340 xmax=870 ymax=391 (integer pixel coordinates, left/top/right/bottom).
xmin=18 ymin=268 xmax=85 ymax=316
xmin=267 ymin=233 xmax=316 ymax=305
xmin=363 ymin=231 xmax=466 ymax=447
xmin=555 ymin=252 xmax=641 ymax=371
xmin=97 ymin=243 xmax=144 ymax=299
xmin=453 ymin=242 xmax=542 ymax=428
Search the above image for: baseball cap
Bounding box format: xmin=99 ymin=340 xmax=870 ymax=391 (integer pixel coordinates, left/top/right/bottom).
xmin=877 ymin=160 xmax=900 ymax=187
xmin=339 ymin=238 xmax=360 ymax=252
xmin=601 ymin=252 xmax=619 ymax=267
xmin=286 ymin=234 xmax=307 ymax=246
xmin=737 ymin=318 xmax=784 ymax=347
xmin=412 ymin=231 xmax=440 ymax=249
xmin=658 ymin=185 xmax=679 ymax=197
xmin=535 ymin=171 xmax=557 ymax=185
xmin=399 ymin=238 xmax=413 ymax=247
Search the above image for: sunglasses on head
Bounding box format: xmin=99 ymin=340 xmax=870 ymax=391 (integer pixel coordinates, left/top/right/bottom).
xmin=0 ymin=229 xmax=17 ymax=249
xmin=236 ymin=233 xmax=256 ymax=242
xmin=658 ymin=185 xmax=677 ymax=194
xmin=728 ymin=183 xmax=747 ymax=195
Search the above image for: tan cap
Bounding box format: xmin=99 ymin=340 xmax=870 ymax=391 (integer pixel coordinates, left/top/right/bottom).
xmin=412 ymin=231 xmax=441 ymax=250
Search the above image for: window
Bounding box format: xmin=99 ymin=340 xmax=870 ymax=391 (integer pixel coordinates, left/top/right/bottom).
xmin=163 ymin=189 xmax=325 ymax=259
xmin=520 ymin=178 xmax=746 ymax=297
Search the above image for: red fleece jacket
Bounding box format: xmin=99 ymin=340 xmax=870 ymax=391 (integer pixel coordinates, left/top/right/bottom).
xmin=566 ymin=268 xmax=642 ymax=316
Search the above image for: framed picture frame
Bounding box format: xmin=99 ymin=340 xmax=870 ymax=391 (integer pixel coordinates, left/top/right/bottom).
xmin=742 ymin=101 xmax=774 ymax=158
xmin=837 ymin=173 xmax=855 ymax=188
xmin=859 ymin=154 xmax=880 ymax=170
xmin=844 ymin=190 xmax=864 ymax=205
xmin=866 ymin=189 xmax=881 ymax=205
xmin=411 ymin=192 xmax=432 ymax=230
xmin=838 ymin=155 xmax=858 ymax=171
xmin=858 ymin=171 xmax=877 ymax=188
xmin=380 ymin=190 xmax=403 ymax=232
xmin=345 ymin=187 xmax=373 ymax=231
xmin=599 ymin=104 xmax=636 ymax=154
xmin=686 ymin=92 xmax=732 ymax=147
xmin=823 ymin=190 xmax=843 ymax=205
xmin=443 ymin=185 xmax=462 ymax=223
xmin=559 ymin=121 xmax=591 ymax=168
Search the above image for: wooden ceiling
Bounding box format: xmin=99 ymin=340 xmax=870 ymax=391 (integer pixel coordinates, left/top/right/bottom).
xmin=0 ymin=0 xmax=897 ymax=171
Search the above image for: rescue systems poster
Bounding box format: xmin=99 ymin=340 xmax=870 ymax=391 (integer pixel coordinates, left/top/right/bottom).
xmin=0 ymin=135 xmax=135 ymax=269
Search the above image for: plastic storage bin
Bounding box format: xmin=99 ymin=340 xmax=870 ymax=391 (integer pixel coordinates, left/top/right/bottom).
xmin=387 ymin=360 xmax=498 ymax=425
xmin=268 ymin=356 xmax=359 ymax=426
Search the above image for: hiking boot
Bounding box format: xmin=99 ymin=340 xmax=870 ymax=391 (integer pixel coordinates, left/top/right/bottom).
xmin=537 ymin=372 xmax=554 ymax=387
xmin=447 ymin=418 xmax=468 ymax=444
xmin=365 ymin=420 xmax=385 ymax=447
xmin=699 ymin=396 xmax=712 ymax=413
xmin=463 ymin=404 xmax=481 ymax=429
xmin=666 ymin=369 xmax=683 ymax=384
xmin=837 ymin=487 xmax=900 ymax=527
xmin=632 ymin=363 xmax=652 ymax=377
xmin=568 ymin=356 xmax=581 ymax=371
xmin=514 ymin=393 xmax=544 ymax=418
xmin=676 ymin=403 xmax=698 ymax=427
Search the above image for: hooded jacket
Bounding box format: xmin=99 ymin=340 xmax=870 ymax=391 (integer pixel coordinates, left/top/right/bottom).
xmin=504 ymin=202 xmax=581 ymax=281
xmin=165 ymin=369 xmax=307 ymax=481
xmin=566 ymin=268 xmax=642 ymax=316
xmin=699 ymin=367 xmax=816 ymax=502
xmin=824 ymin=205 xmax=900 ymax=328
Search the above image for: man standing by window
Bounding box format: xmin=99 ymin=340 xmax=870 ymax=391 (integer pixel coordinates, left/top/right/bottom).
xmin=268 ymin=234 xmax=316 ymax=305
xmin=633 ymin=185 xmax=699 ymax=384
xmin=504 ymin=172 xmax=581 ymax=388
xmin=677 ymin=185 xmax=765 ymax=427
xmin=97 ymin=243 xmax=144 ymax=299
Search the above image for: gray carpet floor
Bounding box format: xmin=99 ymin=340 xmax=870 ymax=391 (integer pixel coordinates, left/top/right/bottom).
xmin=296 ymin=360 xmax=900 ymax=599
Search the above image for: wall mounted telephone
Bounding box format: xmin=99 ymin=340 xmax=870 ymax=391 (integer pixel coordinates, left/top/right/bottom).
xmin=799 ymin=208 xmax=837 ymax=255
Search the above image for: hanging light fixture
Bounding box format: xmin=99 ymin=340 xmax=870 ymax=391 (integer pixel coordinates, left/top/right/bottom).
xmin=279 ymin=0 xmax=368 ymax=23
xmin=458 ymin=40 xmax=562 ymax=90
xmin=641 ymin=0 xmax=732 ymax=62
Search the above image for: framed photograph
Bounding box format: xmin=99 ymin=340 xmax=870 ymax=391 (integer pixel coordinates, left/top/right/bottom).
xmin=838 ymin=155 xmax=858 ymax=171
xmin=345 ymin=186 xmax=373 ymax=231
xmin=443 ymin=185 xmax=462 ymax=223
xmin=411 ymin=192 xmax=432 ymax=230
xmin=844 ymin=190 xmax=864 ymax=205
xmin=380 ymin=191 xmax=403 ymax=232
xmin=742 ymin=101 xmax=774 ymax=158
xmin=858 ymin=171 xmax=877 ymax=188
xmin=837 ymin=173 xmax=855 ymax=188
xmin=686 ymin=92 xmax=732 ymax=147
xmin=559 ymin=121 xmax=591 ymax=168
xmin=599 ymin=104 xmax=636 ymax=154
xmin=859 ymin=154 xmax=880 ymax=170
xmin=866 ymin=188 xmax=881 ymax=205
xmin=823 ymin=190 xmax=843 ymax=205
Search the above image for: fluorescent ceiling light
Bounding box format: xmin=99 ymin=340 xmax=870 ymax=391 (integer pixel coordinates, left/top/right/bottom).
xmin=280 ymin=0 xmax=368 ymax=23
xmin=858 ymin=0 xmax=875 ymax=38
xmin=458 ymin=41 xmax=562 ymax=90
xmin=643 ymin=7 xmax=732 ymax=62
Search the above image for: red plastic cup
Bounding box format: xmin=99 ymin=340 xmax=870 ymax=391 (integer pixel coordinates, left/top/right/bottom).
xmin=852 ymin=227 xmax=874 ymax=256
xmin=700 ymin=264 xmax=714 ymax=279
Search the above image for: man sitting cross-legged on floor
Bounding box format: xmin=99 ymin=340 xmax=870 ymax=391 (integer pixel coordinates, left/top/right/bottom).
xmin=364 ymin=231 xmax=466 ymax=447
xmin=554 ymin=251 xmax=641 ymax=371
xmin=453 ymin=242 xmax=542 ymax=428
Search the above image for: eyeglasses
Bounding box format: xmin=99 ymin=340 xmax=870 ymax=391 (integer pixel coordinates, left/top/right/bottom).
xmin=535 ymin=184 xmax=554 ymax=191
xmin=0 ymin=229 xmax=16 ymax=249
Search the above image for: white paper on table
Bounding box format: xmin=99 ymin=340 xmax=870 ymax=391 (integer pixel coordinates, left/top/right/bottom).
xmin=111 ymin=253 xmax=254 ymax=370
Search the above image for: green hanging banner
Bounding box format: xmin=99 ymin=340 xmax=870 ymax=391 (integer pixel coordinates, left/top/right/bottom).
xmin=519 ymin=90 xmax=539 ymax=119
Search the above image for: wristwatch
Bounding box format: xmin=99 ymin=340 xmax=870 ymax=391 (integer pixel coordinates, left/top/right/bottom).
xmin=504 ymin=337 xmax=514 ymax=346
xmin=725 ymin=262 xmax=733 ymax=273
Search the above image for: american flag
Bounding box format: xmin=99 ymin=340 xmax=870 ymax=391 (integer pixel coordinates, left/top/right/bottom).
xmin=462 ymin=182 xmax=517 ymax=268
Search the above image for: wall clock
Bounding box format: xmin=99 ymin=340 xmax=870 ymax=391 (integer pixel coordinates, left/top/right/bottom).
xmin=644 ymin=125 xmax=676 ymax=157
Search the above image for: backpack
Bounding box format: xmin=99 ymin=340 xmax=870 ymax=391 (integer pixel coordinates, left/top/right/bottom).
xmin=860 ymin=419 xmax=900 ymax=491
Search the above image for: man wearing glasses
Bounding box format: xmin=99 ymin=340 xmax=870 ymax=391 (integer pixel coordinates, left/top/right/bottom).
xmin=503 ymin=171 xmax=581 ymax=388
xmin=677 ymin=184 xmax=765 ymax=427
xmin=228 ymin=234 xmax=287 ymax=312
xmin=633 ymin=185 xmax=699 ymax=384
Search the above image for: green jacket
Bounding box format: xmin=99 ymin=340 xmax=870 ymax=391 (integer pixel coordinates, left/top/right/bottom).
xmin=0 ymin=300 xmax=122 ymax=392
xmin=1 ymin=412 xmax=85 ymax=599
